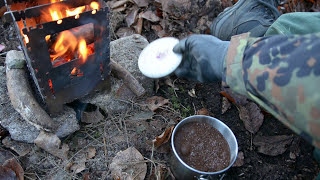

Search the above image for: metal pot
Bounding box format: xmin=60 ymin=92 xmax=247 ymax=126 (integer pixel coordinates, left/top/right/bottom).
xmin=170 ymin=115 xmax=238 ymax=180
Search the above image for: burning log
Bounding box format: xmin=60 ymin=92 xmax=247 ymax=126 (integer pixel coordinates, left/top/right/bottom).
xmin=70 ymin=23 xmax=95 ymax=45
xmin=110 ymin=60 xmax=146 ymax=97
xmin=5 ymin=50 xmax=57 ymax=132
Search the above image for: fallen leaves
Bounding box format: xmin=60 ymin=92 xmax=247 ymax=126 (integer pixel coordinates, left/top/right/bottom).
xmin=0 ymin=158 xmax=24 ymax=180
xmin=141 ymin=11 xmax=160 ymax=22
xmin=34 ymin=131 xmax=69 ymax=160
xmin=145 ymin=96 xmax=169 ymax=111
xmin=239 ymin=102 xmax=264 ymax=134
xmin=2 ymin=137 xmax=31 ymax=156
xmin=232 ymin=151 xmax=244 ymax=167
xmin=81 ymin=106 xmax=104 ymax=124
xmin=196 ymin=108 xmax=209 ymax=116
xmin=0 ymin=44 xmax=5 ymax=53
xmin=221 ymin=97 xmax=231 ymax=114
xmin=152 ymin=126 xmax=174 ymax=148
xmin=69 ymin=147 xmax=96 ymax=174
xmin=188 ymin=89 xmax=196 ymax=98
xmin=253 ymin=135 xmax=294 ymax=156
xmin=109 ymin=147 xmax=147 ymax=180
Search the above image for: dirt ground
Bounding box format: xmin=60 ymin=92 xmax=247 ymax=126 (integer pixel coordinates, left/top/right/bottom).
xmin=0 ymin=0 xmax=320 ymax=179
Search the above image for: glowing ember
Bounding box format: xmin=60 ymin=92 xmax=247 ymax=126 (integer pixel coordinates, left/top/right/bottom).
xmin=24 ymin=35 xmax=29 ymax=44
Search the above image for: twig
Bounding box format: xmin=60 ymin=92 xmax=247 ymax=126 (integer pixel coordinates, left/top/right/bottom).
xmin=103 ymin=124 xmax=108 ymax=160
xmin=150 ymin=142 xmax=155 ymax=178
xmin=110 ymin=60 xmax=145 ymax=97
xmin=0 ymin=51 xmax=8 ymax=56
xmin=123 ymin=112 xmax=130 ymax=148
xmin=192 ymin=102 xmax=196 ymax=115
xmin=133 ymin=169 xmax=146 ymax=180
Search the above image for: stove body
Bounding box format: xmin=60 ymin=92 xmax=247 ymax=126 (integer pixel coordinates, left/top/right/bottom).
xmin=2 ymin=0 xmax=110 ymax=114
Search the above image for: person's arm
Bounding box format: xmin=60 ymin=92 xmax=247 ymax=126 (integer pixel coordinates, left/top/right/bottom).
xmin=173 ymin=32 xmax=320 ymax=148
xmin=224 ymin=32 xmax=320 ymax=148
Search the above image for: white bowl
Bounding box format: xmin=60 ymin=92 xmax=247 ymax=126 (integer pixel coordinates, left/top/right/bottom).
xmin=138 ymin=37 xmax=182 ymax=79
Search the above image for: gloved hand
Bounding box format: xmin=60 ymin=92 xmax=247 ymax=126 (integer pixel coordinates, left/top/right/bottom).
xmin=173 ymin=35 xmax=230 ymax=83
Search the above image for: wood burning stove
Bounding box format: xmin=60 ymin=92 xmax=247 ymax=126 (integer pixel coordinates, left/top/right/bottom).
xmin=2 ymin=0 xmax=110 ymax=114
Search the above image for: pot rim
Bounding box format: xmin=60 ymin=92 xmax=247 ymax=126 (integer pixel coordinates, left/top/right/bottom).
xmin=171 ymin=115 xmax=238 ymax=175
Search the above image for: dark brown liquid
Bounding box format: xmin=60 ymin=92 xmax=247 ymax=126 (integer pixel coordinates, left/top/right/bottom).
xmin=174 ymin=121 xmax=231 ymax=172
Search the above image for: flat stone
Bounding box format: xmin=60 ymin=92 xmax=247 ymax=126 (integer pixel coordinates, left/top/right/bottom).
xmin=83 ymin=34 xmax=153 ymax=113
xmin=0 ymin=65 xmax=79 ymax=143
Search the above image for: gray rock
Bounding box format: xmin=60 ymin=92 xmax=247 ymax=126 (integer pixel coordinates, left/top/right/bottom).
xmin=0 ymin=34 xmax=151 ymax=142
xmin=0 ymin=66 xmax=79 ymax=143
xmin=83 ymin=34 xmax=152 ymax=113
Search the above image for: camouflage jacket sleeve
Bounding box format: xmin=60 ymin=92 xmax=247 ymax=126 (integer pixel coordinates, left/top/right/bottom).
xmin=223 ymin=32 xmax=320 ymax=148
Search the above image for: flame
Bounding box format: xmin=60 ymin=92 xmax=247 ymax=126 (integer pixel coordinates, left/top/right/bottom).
xmin=78 ymin=39 xmax=88 ymax=62
xmin=90 ymin=2 xmax=99 ymax=10
xmin=66 ymin=6 xmax=85 ymax=17
xmin=44 ymin=2 xmax=99 ymax=64
xmin=24 ymin=35 xmax=29 ymax=44
xmin=50 ymin=30 xmax=77 ymax=61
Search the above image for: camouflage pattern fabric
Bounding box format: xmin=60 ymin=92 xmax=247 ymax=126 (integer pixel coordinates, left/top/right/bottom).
xmin=223 ymin=32 xmax=320 ymax=148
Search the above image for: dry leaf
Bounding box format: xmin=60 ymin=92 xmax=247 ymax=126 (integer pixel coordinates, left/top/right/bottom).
xmin=0 ymin=148 xmax=14 ymax=165
xmin=0 ymin=44 xmax=5 ymax=52
xmin=141 ymin=11 xmax=160 ymax=22
xmin=81 ymin=107 xmax=104 ymax=124
xmin=221 ymin=97 xmax=231 ymax=114
xmin=232 ymin=151 xmax=244 ymax=167
xmin=131 ymin=111 xmax=154 ymax=121
xmin=2 ymin=137 xmax=31 ymax=156
xmin=151 ymin=25 xmax=166 ymax=37
xmin=188 ymin=89 xmax=196 ymax=97
xmin=87 ymin=147 xmax=96 ymax=160
xmin=152 ymin=126 xmax=174 ymax=148
xmin=70 ymin=158 xmax=86 ymax=174
xmin=220 ymin=87 xmax=248 ymax=106
xmin=149 ymin=164 xmax=168 ymax=180
xmin=239 ymin=102 xmax=264 ymax=134
xmin=196 ymin=108 xmax=209 ymax=116
xmin=132 ymin=0 xmax=149 ymax=7
xmin=113 ymin=6 xmax=127 ymax=12
xmin=3 ymin=158 xmax=24 ymax=180
xmin=70 ymin=147 xmax=96 ymax=174
xmin=164 ymin=77 xmax=178 ymax=90
xmin=145 ymin=96 xmax=169 ymax=111
xmin=0 ymin=166 xmax=16 ymax=180
xmin=110 ymin=0 xmax=131 ymax=9
xmin=109 ymin=147 xmax=147 ymax=180
xmin=34 ymin=131 xmax=69 ymax=160
xmin=155 ymin=79 xmax=160 ymax=93
xmin=83 ymin=173 xmax=91 ymax=180
xmin=116 ymin=27 xmax=136 ymax=38
xmin=253 ymin=135 xmax=293 ymax=156
xmin=133 ymin=14 xmax=143 ymax=34
xmin=126 ymin=6 xmax=139 ymax=27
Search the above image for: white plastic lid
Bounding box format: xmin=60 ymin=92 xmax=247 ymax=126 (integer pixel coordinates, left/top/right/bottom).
xmin=138 ymin=37 xmax=182 ymax=79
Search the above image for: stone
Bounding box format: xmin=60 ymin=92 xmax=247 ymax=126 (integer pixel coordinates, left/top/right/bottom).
xmin=83 ymin=34 xmax=152 ymax=113
xmin=2 ymin=137 xmax=32 ymax=156
xmin=0 ymin=64 xmax=79 ymax=143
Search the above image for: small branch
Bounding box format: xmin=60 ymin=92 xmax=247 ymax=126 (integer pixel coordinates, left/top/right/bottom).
xmin=110 ymin=60 xmax=145 ymax=97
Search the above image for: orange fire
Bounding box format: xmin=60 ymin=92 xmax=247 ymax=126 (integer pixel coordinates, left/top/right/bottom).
xmin=44 ymin=1 xmax=99 ymax=65
xmin=78 ymin=39 xmax=88 ymax=62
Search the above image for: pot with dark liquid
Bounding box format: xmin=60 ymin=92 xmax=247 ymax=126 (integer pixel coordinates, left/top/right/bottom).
xmin=171 ymin=115 xmax=238 ymax=180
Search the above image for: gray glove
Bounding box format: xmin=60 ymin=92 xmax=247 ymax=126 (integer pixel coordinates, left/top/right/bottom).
xmin=173 ymin=35 xmax=230 ymax=83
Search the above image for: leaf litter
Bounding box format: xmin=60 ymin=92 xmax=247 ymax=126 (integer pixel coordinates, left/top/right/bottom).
xmin=109 ymin=147 xmax=147 ymax=180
